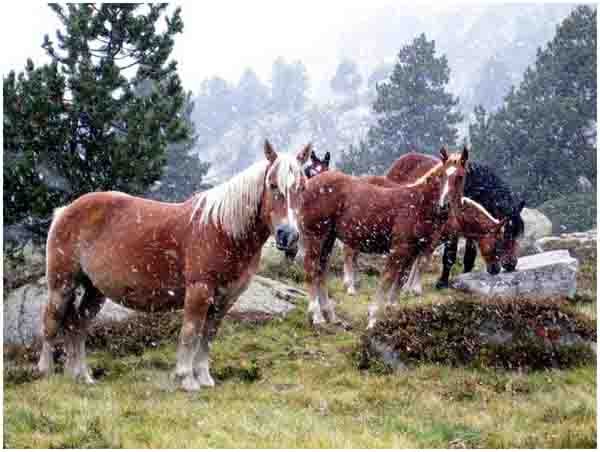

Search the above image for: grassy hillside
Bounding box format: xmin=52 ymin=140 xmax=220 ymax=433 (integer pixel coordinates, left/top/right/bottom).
xmin=4 ymin=258 xmax=596 ymax=448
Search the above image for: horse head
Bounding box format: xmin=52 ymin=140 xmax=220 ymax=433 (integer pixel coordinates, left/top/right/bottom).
xmin=304 ymin=150 xmax=331 ymax=178
xmin=499 ymin=199 xmax=526 ymax=272
xmin=262 ymin=140 xmax=309 ymax=252
xmin=437 ymin=145 xmax=469 ymax=216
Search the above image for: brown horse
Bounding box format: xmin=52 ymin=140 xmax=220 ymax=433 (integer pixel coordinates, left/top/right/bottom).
xmin=387 ymin=152 xmax=524 ymax=287
xmin=299 ymin=147 xmax=468 ymax=328
xmin=343 ymin=195 xmax=507 ymax=295
xmin=38 ymin=140 xmax=310 ymax=391
xmin=341 ymin=152 xmax=509 ymax=295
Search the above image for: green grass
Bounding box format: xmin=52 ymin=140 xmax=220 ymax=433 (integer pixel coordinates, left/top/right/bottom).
xmin=4 ymin=258 xmax=597 ymax=448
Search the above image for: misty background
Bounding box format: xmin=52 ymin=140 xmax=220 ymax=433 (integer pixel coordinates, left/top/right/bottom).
xmin=3 ymin=3 xmax=596 ymax=241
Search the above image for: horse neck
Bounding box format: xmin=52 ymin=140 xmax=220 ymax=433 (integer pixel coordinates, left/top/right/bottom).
xmin=407 ymin=175 xmax=443 ymax=212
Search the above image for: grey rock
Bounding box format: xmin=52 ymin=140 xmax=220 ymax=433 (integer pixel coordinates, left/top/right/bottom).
xmin=519 ymin=208 xmax=553 ymax=255
xmin=368 ymin=338 xmax=408 ymax=371
xmin=4 ymin=274 xmax=305 ymax=346
xmin=577 ymin=175 xmax=594 ymax=193
xmin=536 ymin=228 xmax=596 ymax=263
xmin=229 ymin=275 xmax=305 ymax=316
xmin=452 ymin=250 xmax=578 ymax=299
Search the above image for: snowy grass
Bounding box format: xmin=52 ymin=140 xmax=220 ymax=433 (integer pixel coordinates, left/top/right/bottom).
xmin=4 ymin=258 xmax=596 ymax=448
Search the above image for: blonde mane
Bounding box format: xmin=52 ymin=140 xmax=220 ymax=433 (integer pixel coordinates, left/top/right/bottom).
xmin=462 ymin=197 xmax=500 ymax=224
xmin=405 ymin=161 xmax=445 ymax=187
xmin=191 ymin=154 xmax=303 ymax=239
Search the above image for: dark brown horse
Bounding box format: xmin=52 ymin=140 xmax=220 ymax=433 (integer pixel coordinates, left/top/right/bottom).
xmin=299 ymin=147 xmax=468 ymax=328
xmin=386 ymin=152 xmax=525 ymax=288
xmin=304 ymin=149 xmax=331 ymax=178
xmin=38 ymin=140 xmax=310 ymax=391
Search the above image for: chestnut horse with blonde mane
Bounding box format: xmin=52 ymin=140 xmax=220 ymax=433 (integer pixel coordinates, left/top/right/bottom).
xmin=299 ymin=147 xmax=468 ymax=328
xmin=38 ymin=141 xmax=310 ymax=391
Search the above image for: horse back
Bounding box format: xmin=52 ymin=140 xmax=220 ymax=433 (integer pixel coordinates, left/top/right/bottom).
xmin=385 ymin=152 xmax=439 ymax=184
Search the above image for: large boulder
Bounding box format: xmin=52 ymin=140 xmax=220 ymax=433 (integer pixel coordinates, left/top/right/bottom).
xmin=4 ymin=241 xmax=47 ymax=293
xmin=452 ymin=250 xmax=578 ymax=299
xmin=519 ymin=208 xmax=553 ymax=255
xmin=3 ymin=275 xmax=305 ymax=347
xmin=536 ymin=228 xmax=596 ymax=264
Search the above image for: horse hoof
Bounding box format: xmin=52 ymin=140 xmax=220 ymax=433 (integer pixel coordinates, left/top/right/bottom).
xmin=347 ymin=286 xmax=357 ymax=296
xmin=195 ymin=369 xmax=215 ymax=387
xmin=435 ymin=280 xmax=449 ymax=290
xmin=176 ymin=374 xmax=201 ymax=392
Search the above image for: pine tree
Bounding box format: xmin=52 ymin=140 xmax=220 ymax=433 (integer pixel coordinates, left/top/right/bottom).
xmin=4 ymin=4 xmax=191 ymax=223
xmin=365 ymin=33 xmax=463 ymax=174
xmin=271 ymin=57 xmax=308 ymax=113
xmin=145 ymin=92 xmax=210 ymax=202
xmin=330 ymin=59 xmax=363 ymax=97
xmin=469 ymin=5 xmax=596 ymax=205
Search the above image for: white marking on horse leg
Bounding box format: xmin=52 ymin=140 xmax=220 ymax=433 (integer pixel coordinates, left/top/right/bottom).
xmin=439 ymin=177 xmax=450 ymax=207
xmin=321 ymin=285 xmax=338 ymax=324
xmin=194 ymin=336 xmax=215 ymax=387
xmin=309 ymin=297 xmax=326 ymax=325
xmin=64 ymin=332 xmax=94 ymax=384
xmin=38 ymin=340 xmax=55 ymax=376
xmin=401 ymin=256 xmax=422 ymax=295
xmin=175 ymin=328 xmax=201 ymax=392
xmin=368 ymin=279 xmax=388 ymax=329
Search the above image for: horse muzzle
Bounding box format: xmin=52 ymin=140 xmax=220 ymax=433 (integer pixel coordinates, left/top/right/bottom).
xmin=487 ymin=262 xmax=501 ymax=275
xmin=502 ymin=258 xmax=518 ymax=272
xmin=275 ymin=225 xmax=300 ymax=251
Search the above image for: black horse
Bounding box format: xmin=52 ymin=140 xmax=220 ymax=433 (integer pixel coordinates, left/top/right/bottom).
xmin=436 ymin=161 xmax=526 ymax=289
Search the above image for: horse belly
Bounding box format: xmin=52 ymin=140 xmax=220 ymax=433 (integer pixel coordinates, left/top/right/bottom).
xmin=338 ymin=215 xmax=393 ymax=255
xmin=81 ymin=247 xmax=186 ymax=312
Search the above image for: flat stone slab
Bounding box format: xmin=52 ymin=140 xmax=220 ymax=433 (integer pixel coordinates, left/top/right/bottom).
xmin=4 ymin=275 xmax=305 ymax=346
xmin=452 ymin=250 xmax=578 ymax=299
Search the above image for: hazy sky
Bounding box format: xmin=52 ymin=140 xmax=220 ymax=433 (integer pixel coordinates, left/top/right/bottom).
xmin=0 ymin=1 xmax=462 ymax=95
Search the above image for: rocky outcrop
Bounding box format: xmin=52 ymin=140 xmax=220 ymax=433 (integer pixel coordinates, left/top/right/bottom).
xmin=4 ymin=275 xmax=306 ymax=347
xmin=519 ymin=208 xmax=553 ymax=255
xmin=452 ymin=250 xmax=578 ymax=299
xmin=361 ymin=296 xmax=596 ymax=372
xmin=536 ymin=228 xmax=596 ymax=264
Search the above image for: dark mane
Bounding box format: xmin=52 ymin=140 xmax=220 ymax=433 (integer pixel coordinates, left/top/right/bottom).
xmin=464 ymin=162 xmax=525 ymax=239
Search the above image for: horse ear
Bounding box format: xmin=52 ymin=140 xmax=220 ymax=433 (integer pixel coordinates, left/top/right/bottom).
xmin=518 ymin=200 xmax=526 ymax=212
xmin=264 ymin=140 xmax=278 ymax=163
xmin=439 ymin=146 xmax=449 ymax=162
xmin=310 ymin=149 xmax=317 ymax=161
xmin=324 ymin=151 xmax=331 ymax=165
xmin=461 ymin=145 xmax=469 ymax=166
xmin=297 ymin=143 xmax=311 ymax=164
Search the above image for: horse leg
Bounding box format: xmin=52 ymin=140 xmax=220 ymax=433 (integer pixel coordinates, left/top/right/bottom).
xmin=436 ymin=236 xmax=458 ymax=289
xmin=318 ymin=230 xmax=338 ymax=324
xmin=38 ymin=283 xmax=76 ymax=376
xmin=343 ymin=245 xmax=359 ymax=296
xmin=400 ymin=255 xmax=422 ymax=297
xmin=194 ymin=298 xmax=234 ymax=388
xmin=175 ymin=282 xmax=213 ymax=392
xmin=367 ymin=260 xmax=399 ymax=329
xmin=463 ymin=238 xmax=478 ymax=273
xmin=304 ymin=237 xmax=327 ymax=325
xmin=62 ymin=278 xmax=105 ymax=383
